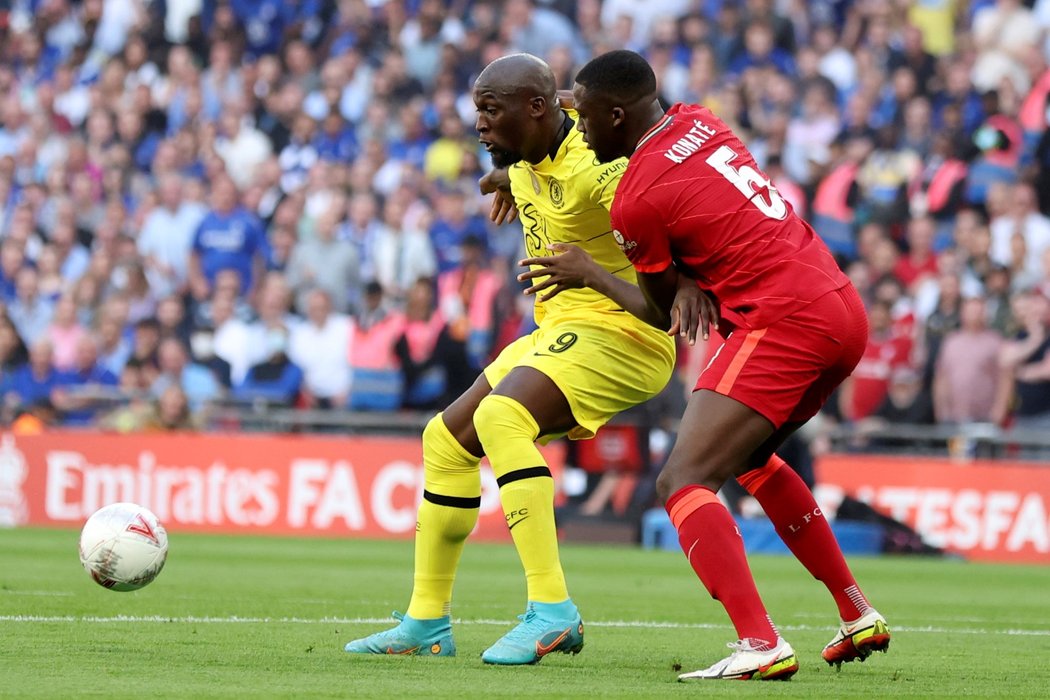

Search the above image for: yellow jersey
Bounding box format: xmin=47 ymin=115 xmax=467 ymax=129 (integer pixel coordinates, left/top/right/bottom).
xmin=508 ymin=110 xmax=636 ymax=324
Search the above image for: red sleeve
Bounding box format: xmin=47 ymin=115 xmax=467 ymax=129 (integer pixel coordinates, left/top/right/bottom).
xmin=612 ymin=195 xmax=672 ymax=274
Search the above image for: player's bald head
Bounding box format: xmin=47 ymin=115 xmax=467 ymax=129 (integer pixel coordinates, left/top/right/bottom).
xmin=474 ymin=53 xmax=556 ymax=101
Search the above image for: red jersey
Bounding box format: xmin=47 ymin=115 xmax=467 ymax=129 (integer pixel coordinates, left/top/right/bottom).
xmin=848 ymin=332 xmax=913 ymax=420
xmin=611 ymin=103 xmax=850 ymax=330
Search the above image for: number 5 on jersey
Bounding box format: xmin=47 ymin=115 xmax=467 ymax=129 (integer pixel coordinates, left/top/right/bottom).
xmin=706 ymin=145 xmax=787 ymax=220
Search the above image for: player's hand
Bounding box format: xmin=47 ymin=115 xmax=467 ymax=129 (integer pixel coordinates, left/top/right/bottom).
xmin=479 ymin=168 xmax=511 ymax=195
xmin=518 ymin=243 xmax=598 ymax=302
xmin=668 ymin=277 xmax=719 ymax=345
xmin=489 ymin=189 xmax=518 ymax=225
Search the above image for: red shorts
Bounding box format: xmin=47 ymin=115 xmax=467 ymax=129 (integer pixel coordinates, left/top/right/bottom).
xmin=696 ymin=285 xmax=868 ymax=428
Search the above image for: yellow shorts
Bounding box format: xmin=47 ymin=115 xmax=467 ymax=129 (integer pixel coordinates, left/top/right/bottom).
xmin=483 ymin=310 xmax=676 ymax=440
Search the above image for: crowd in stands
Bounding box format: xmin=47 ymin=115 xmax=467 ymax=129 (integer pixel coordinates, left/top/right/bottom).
xmin=1 ymin=0 xmax=1050 ymax=439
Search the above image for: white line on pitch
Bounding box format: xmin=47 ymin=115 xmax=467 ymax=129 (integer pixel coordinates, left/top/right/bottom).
xmin=1 ymin=615 xmax=1049 ymax=637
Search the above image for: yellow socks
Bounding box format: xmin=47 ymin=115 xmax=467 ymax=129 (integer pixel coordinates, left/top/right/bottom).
xmin=406 ymin=413 xmax=481 ymax=619
xmin=474 ymin=394 xmax=568 ymax=604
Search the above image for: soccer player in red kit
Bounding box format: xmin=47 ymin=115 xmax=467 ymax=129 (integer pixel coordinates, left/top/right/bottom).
xmin=520 ymin=50 xmax=891 ymax=681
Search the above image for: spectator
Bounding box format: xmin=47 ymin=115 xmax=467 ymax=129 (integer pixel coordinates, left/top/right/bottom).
xmin=286 ymin=202 xmax=359 ymax=315
xmin=599 ymin=0 xmax=691 ymax=49
xmin=428 ymin=184 xmax=489 ymax=274
xmin=348 ymin=282 xmax=406 ymax=411
xmin=278 ymin=112 xmax=320 ymax=193
xmin=288 ymin=289 xmax=352 ymax=409
xmin=934 ymin=296 xmax=1004 ymax=424
xmin=8 ymin=267 xmax=54 ymax=346
xmin=46 ymin=292 xmax=88 ymax=372
xmin=989 ymin=183 xmax=1050 ymax=289
xmin=96 ymin=308 xmax=132 ymax=377
xmin=210 ymin=290 xmax=255 ymax=386
xmin=137 ymin=173 xmax=207 ymax=297
xmin=188 ymin=174 xmax=268 ymax=301
xmin=437 ymin=235 xmax=500 ymax=371
xmin=52 ymin=335 xmax=120 ymax=425
xmin=994 ymin=289 xmax=1050 ymax=430
xmin=838 ymin=300 xmax=914 ymax=421
xmin=783 ymin=79 xmax=839 ymax=187
xmin=912 ymin=132 xmax=969 ymax=234
xmin=867 ymin=366 xmax=936 ymax=427
xmin=147 ymin=384 xmax=200 ymax=431
xmin=894 ymin=216 xmax=941 ymax=290
xmin=918 ymin=271 xmax=963 ymax=383
xmin=239 ymin=274 xmax=298 ymax=378
xmin=234 ymin=325 xmax=304 ymax=405
xmin=188 ymin=326 xmax=233 ymax=389
xmin=213 ymin=101 xmax=274 ymax=190
xmin=855 ymin=125 xmax=921 ymax=229
xmin=1 ymin=339 xmax=62 ymax=409
xmin=313 ymin=111 xmax=359 ymax=163
xmin=372 ymin=195 xmax=437 ymax=302
xmin=394 ymin=278 xmax=470 ymax=410
xmin=151 ymin=336 xmax=221 ymax=412
xmin=338 ymin=192 xmax=382 ymax=282
xmin=0 ymin=238 xmax=26 ymax=303
xmin=120 ymin=262 xmax=158 ymax=326
xmin=971 ymin=0 xmax=1041 ymax=95
xmin=0 ymin=314 xmax=29 ymax=374
xmin=155 ymin=295 xmax=192 ymax=346
xmin=965 ymin=116 xmax=1022 ymax=207
xmin=35 ymin=246 xmax=65 ymax=301
xmin=130 ymin=317 xmax=162 ymax=366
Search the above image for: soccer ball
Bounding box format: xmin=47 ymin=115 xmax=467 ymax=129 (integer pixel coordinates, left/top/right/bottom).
xmin=78 ymin=503 xmax=168 ymax=591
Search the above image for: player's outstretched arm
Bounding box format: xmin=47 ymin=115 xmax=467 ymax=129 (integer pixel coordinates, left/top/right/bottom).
xmin=519 ymin=243 xmax=717 ymax=341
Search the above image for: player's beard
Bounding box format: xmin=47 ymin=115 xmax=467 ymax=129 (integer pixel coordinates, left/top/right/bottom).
xmin=488 ymin=146 xmax=522 ymax=169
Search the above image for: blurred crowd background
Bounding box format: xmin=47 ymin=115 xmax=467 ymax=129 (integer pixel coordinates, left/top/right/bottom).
xmin=1 ymin=0 xmax=1050 ymax=443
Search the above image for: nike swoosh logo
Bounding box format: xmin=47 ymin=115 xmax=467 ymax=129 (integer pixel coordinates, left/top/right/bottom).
xmin=535 ymin=628 xmax=571 ymax=656
xmin=386 ymin=645 xmax=420 ymax=655
xmin=507 ymin=516 xmax=529 ymax=530
xmin=533 ymin=352 xmax=552 ymax=357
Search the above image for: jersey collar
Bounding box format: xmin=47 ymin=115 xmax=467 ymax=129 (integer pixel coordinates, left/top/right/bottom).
xmin=634 ymin=113 xmax=675 ymax=152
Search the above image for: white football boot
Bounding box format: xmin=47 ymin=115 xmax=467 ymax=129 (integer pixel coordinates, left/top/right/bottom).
xmin=678 ymin=637 xmax=799 ymax=681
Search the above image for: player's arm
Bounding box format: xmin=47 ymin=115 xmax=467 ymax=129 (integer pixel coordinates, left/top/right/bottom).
xmin=479 ymin=168 xmax=517 ymax=224
xmin=519 ymin=243 xmax=718 ymax=342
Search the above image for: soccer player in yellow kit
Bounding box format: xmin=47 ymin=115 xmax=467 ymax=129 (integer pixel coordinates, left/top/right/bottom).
xmin=345 ymin=54 xmax=685 ymax=665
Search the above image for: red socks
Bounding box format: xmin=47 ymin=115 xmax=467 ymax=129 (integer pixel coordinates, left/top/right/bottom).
xmin=738 ymin=455 xmax=870 ymax=621
xmin=666 ymin=485 xmax=778 ymax=647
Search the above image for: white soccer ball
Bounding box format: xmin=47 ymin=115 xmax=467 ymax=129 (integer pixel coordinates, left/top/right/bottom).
xmin=78 ymin=503 xmax=168 ymax=592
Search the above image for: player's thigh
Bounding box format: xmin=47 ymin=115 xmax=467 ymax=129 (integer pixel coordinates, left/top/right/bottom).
xmin=491 ymin=366 xmax=576 ymax=437
xmin=500 ymin=318 xmax=675 ymax=440
xmin=660 ymin=389 xmax=777 ymax=495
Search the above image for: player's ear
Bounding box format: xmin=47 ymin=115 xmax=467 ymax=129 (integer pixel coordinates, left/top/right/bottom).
xmin=611 ymin=107 xmax=625 ymax=127
xmin=529 ymin=95 xmax=548 ymax=117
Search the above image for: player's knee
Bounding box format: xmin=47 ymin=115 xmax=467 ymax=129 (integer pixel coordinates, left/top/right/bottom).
xmin=423 ymin=413 xmax=478 ymax=474
xmin=656 ymin=455 xmax=730 ymax=503
xmin=473 ymin=394 xmax=539 ymax=449
xmin=422 ymin=414 xmax=446 ymax=453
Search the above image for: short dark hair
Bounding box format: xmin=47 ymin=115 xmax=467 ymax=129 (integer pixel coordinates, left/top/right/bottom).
xmin=575 ymin=50 xmax=656 ymax=103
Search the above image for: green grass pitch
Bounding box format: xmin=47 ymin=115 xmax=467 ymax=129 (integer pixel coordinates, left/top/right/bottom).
xmin=2 ymin=527 xmax=1047 ymax=698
